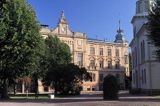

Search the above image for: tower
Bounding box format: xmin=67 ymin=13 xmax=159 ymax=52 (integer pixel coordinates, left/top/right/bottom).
xmin=58 ymin=11 xmax=69 ymax=35
xmin=136 ymin=0 xmax=156 ymax=15
xmin=132 ymin=0 xmax=156 ymax=37
xmin=114 ymin=20 xmax=126 ymax=43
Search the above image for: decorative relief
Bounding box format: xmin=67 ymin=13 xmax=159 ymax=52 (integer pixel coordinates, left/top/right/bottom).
xmin=77 ymin=40 xmax=83 ymax=49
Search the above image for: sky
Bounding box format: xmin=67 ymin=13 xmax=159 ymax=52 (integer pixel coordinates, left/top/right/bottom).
xmin=27 ymin=0 xmax=136 ymax=43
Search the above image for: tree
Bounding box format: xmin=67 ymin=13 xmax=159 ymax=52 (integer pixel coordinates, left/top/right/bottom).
xmin=44 ymin=35 xmax=72 ymax=95
xmin=0 ymin=0 xmax=42 ymax=99
xmin=147 ymin=2 xmax=160 ymax=60
xmin=103 ymin=75 xmax=119 ymax=100
xmin=44 ymin=35 xmax=91 ymax=95
xmin=30 ymin=38 xmax=46 ymax=98
xmin=45 ymin=35 xmax=72 ymax=66
xmin=45 ymin=63 xmax=91 ymax=95
xmin=125 ymin=53 xmax=132 ymax=89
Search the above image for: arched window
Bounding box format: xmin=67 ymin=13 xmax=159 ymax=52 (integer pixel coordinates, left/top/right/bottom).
xmin=141 ymin=40 xmax=145 ymax=63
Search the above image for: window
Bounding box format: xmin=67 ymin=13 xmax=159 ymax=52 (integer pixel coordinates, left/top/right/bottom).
xmin=108 ymin=49 xmax=112 ymax=56
xmin=77 ymin=53 xmax=83 ymax=66
xmin=115 ymin=61 xmax=120 ymax=69
xmin=99 ymin=48 xmax=103 ymax=56
xmin=87 ymin=88 xmax=90 ymax=91
xmin=124 ymin=55 xmax=128 ymax=64
xmin=133 ymin=73 xmax=135 ymax=84
xmin=44 ymin=86 xmax=48 ymax=92
xmin=142 ymin=70 xmax=144 ymax=84
xmin=136 ymin=1 xmax=141 ymax=14
xmin=115 ymin=49 xmax=119 ymax=57
xmin=141 ymin=40 xmax=145 ymax=63
xmin=99 ymin=60 xmax=104 ymax=68
xmin=142 ymin=69 xmax=146 ymax=84
xmin=90 ymin=47 xmax=95 ymax=55
xmin=135 ymin=47 xmax=137 ymax=66
xmin=99 ymin=74 xmax=103 ymax=82
xmin=90 ymin=73 xmax=96 ymax=82
xmin=108 ymin=60 xmax=112 ymax=69
xmin=144 ymin=69 xmax=146 ymax=84
xmin=90 ymin=60 xmax=95 ymax=68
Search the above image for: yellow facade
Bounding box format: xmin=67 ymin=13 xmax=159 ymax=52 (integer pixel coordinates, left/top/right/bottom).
xmin=40 ymin=11 xmax=129 ymax=91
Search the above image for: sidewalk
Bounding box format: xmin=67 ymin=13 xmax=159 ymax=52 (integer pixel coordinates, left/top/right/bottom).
xmin=0 ymin=90 xmax=159 ymax=106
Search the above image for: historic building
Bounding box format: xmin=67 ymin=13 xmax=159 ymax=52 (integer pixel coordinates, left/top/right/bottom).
xmin=130 ymin=0 xmax=160 ymax=94
xmin=39 ymin=11 xmax=129 ymax=92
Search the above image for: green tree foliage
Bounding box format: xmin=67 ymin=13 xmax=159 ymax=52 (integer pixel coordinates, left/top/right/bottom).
xmin=44 ymin=35 xmax=91 ymax=95
xmin=147 ymin=3 xmax=160 ymax=60
xmin=0 ymin=0 xmax=42 ymax=99
xmin=45 ymin=35 xmax=71 ymax=67
xmin=45 ymin=63 xmax=91 ymax=95
xmin=103 ymin=75 xmax=119 ymax=100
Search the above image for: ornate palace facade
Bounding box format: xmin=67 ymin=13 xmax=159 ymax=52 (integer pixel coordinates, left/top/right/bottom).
xmin=40 ymin=11 xmax=129 ymax=91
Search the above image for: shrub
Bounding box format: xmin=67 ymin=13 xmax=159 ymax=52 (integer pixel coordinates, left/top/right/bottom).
xmin=103 ymin=74 xmax=119 ymax=100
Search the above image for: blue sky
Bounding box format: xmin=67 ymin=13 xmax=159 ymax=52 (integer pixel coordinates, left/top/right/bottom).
xmin=27 ymin=0 xmax=136 ymax=43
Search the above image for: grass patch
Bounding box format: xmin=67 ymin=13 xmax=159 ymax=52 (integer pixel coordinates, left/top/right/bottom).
xmin=10 ymin=95 xmax=49 ymax=99
xmin=155 ymin=96 xmax=160 ymax=99
xmin=9 ymin=94 xmax=79 ymax=99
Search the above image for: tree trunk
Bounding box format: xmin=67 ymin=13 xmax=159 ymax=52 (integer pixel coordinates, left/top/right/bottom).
xmin=1 ymin=79 xmax=9 ymax=99
xmin=22 ymin=81 xmax=25 ymax=94
xmin=33 ymin=75 xmax=38 ymax=99
xmin=13 ymin=83 xmax=16 ymax=95
xmin=54 ymin=82 xmax=58 ymax=96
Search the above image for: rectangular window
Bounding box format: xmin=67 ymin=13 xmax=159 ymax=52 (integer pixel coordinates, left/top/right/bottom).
xmin=90 ymin=73 xmax=96 ymax=82
xmin=108 ymin=49 xmax=112 ymax=56
xmin=108 ymin=61 xmax=112 ymax=69
xmin=99 ymin=60 xmax=104 ymax=68
xmin=142 ymin=70 xmax=144 ymax=84
xmin=115 ymin=61 xmax=120 ymax=69
xmin=144 ymin=69 xmax=146 ymax=84
xmin=77 ymin=53 xmax=83 ymax=66
xmin=133 ymin=73 xmax=135 ymax=84
xmin=99 ymin=48 xmax=103 ymax=56
xmin=143 ymin=41 xmax=145 ymax=63
xmin=90 ymin=60 xmax=95 ymax=68
xmin=90 ymin=47 xmax=95 ymax=55
xmin=124 ymin=55 xmax=128 ymax=64
xmin=115 ymin=49 xmax=119 ymax=57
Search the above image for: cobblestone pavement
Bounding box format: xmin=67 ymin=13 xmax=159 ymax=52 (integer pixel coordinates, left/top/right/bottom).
xmin=0 ymin=91 xmax=160 ymax=106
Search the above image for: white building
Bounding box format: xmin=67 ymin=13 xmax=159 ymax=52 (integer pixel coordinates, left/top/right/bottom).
xmin=130 ymin=0 xmax=160 ymax=94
